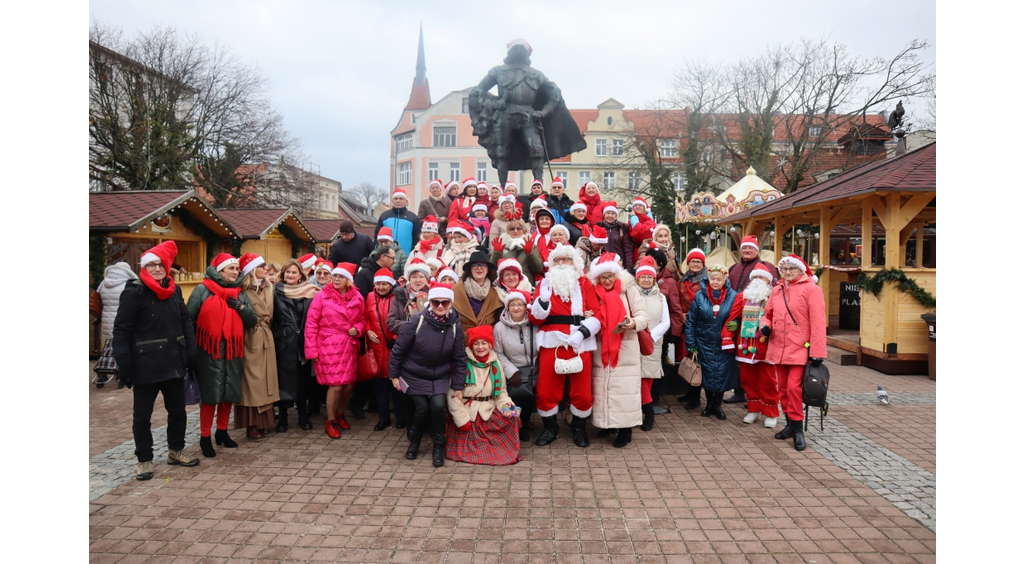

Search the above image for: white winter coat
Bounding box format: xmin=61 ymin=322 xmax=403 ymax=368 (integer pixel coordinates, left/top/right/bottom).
xmin=591 ymin=272 xmax=650 ymax=430
xmin=638 ymin=287 xmax=670 ymax=380
xmin=98 ymin=262 xmax=138 ymax=342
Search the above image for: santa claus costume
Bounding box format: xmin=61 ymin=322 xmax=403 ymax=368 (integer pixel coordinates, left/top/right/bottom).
xmin=528 ymin=244 xmax=603 ymax=447
xmin=735 ymin=264 xmax=781 ymax=428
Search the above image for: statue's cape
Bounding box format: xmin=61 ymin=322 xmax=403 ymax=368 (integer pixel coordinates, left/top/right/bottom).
xmin=469 ymin=68 xmax=587 ymax=171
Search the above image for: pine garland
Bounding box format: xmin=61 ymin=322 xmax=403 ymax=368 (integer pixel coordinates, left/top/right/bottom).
xmin=855 ymin=267 xmax=936 ymax=308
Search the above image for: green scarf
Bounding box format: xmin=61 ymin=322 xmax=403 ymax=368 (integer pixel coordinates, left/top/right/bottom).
xmin=466 ymin=357 xmax=502 ymax=398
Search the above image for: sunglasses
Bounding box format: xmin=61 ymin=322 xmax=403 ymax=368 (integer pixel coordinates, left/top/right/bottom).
xmin=430 ymin=299 xmax=451 ymax=307
xmin=509 ymin=227 xmax=524 ymax=232
xmin=470 ymin=263 xmax=489 ymax=269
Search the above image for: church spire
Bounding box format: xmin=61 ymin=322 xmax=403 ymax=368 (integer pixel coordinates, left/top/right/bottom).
xmin=415 ymin=23 xmax=426 ymax=85
xmin=404 ymin=23 xmax=431 ymax=111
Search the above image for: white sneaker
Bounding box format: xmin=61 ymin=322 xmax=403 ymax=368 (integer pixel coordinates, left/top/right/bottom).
xmin=764 ymin=417 xmax=778 ymax=429
xmin=742 ymin=412 xmax=760 ymax=424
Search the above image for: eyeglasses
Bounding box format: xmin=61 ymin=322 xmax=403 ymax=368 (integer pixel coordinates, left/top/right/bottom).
xmin=144 ymin=263 xmax=165 ymax=269
xmin=470 ymin=263 xmax=488 ymax=269
xmin=330 ymin=274 xmax=346 ymax=279
xmin=430 ymin=299 xmax=451 ymax=307
xmin=779 ymin=266 xmax=800 ymax=273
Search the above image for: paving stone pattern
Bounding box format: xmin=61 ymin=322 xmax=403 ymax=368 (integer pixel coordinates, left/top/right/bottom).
xmin=826 ymin=393 xmax=934 ymax=406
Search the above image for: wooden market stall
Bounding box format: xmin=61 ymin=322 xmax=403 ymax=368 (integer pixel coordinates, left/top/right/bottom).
xmin=89 ymin=190 xmax=240 ymax=302
xmin=302 ymin=219 xmax=342 ymax=258
xmin=721 ymin=142 xmax=936 ymax=374
xmin=216 ymin=208 xmax=316 ymax=268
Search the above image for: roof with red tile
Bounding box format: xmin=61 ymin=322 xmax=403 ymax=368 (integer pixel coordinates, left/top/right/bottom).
xmin=302 ymin=219 xmax=342 ymax=243
xmin=215 ymin=208 xmax=315 ymax=242
xmin=90 ymin=190 xmax=239 ymax=238
xmin=405 ymin=80 xmax=432 ymax=111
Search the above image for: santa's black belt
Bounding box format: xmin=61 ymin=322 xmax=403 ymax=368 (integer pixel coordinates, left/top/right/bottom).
xmin=545 ymin=315 xmax=585 ymax=326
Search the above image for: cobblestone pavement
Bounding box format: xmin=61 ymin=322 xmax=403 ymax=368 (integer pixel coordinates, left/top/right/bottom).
xmin=89 ymin=362 xmax=936 ymax=563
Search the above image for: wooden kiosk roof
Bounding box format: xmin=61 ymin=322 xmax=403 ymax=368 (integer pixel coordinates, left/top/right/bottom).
xmin=90 ymin=190 xmax=239 ymax=238
xmin=215 ymin=208 xmax=315 ymax=242
xmin=302 ymin=219 xmax=342 ymax=243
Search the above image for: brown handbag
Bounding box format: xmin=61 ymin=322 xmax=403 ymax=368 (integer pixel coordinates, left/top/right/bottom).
xmin=677 ymin=352 xmax=702 ymax=386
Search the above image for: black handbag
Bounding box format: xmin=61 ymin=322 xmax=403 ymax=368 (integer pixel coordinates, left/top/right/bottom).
xmin=802 ymin=361 xmax=830 ymax=431
xmin=183 ymin=368 xmax=201 ymax=406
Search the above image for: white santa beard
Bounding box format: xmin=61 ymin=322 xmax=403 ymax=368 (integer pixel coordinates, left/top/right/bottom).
xmin=548 ymin=264 xmax=580 ymax=301
xmin=744 ymin=278 xmax=772 ymax=303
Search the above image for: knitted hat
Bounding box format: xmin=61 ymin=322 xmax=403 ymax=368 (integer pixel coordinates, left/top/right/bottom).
xmin=530 ymin=194 xmax=548 ymax=209
xmin=685 ymin=248 xmax=706 ymax=264
xmin=506 ymin=38 xmax=532 ymax=55
xmin=632 ymin=197 xmax=648 ymax=211
xmin=211 ymin=253 xmax=239 ymax=272
xmin=373 ymin=267 xmax=396 ymax=286
xmin=239 ymin=253 xmax=265 ymax=277
xmin=298 ymin=253 xmax=317 ymax=271
xmin=331 ymin=262 xmax=358 ymax=281
xmin=749 ymin=263 xmax=774 ymax=282
xmin=436 ymin=267 xmax=459 ymax=284
xmin=779 ymin=253 xmax=818 ymax=283
xmin=391 ymin=189 xmax=408 ymax=201
xmin=502 ymin=288 xmax=531 ymax=308
xmin=140 ymin=240 xmax=177 ymax=268
xmin=589 ymin=252 xmax=622 ymax=281
xmin=589 ymin=224 xmax=608 ymax=244
xmin=422 ymin=215 xmax=439 ymax=233
xmin=427 ymin=281 xmax=455 ymax=302
xmin=315 ymin=259 xmax=334 ymax=274
xmin=635 ymin=255 xmax=657 ymax=278
xmin=462 ymin=177 xmax=477 ymax=189
xmin=466 ymin=325 xmax=495 ymax=348
xmin=405 ymin=257 xmax=431 ymax=279
xmin=569 ymin=202 xmax=587 ymax=213
xmin=472 ymin=203 xmax=488 ymax=214
xmin=740 ymin=235 xmax=759 ymax=251
xmin=550 ymin=176 xmax=563 ymax=188
xmin=377 ymin=226 xmax=394 ymax=242
xmin=603 ymin=201 xmax=619 ymax=217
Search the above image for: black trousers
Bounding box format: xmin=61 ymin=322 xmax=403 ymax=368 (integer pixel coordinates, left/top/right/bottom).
xmin=133 ymin=378 xmax=187 ymax=463
xmin=507 ymin=382 xmax=535 ymax=424
xmin=278 ymin=361 xmax=313 ymax=423
xmin=409 ymin=394 xmax=447 ymax=443
xmin=373 ymin=378 xmax=410 ymax=425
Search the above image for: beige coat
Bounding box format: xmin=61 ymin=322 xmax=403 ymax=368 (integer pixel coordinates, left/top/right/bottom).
xmin=447 ymin=349 xmax=514 ymax=428
xmin=638 ymin=288 xmax=670 ymax=379
xmin=240 ymin=281 xmax=280 ymax=408
xmin=591 ymin=272 xmax=650 ymax=429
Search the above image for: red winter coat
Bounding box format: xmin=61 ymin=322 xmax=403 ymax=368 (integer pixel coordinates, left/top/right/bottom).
xmin=760 ymin=275 xmax=826 ymax=365
xmin=629 ymin=214 xmax=657 ymax=264
xmin=657 ymin=269 xmax=684 ymax=340
xmin=305 ymin=284 xmax=365 ymax=386
xmin=577 ymin=187 xmax=606 ymax=226
xmin=449 ymin=197 xmax=475 ymax=224
xmin=365 ymin=290 xmax=396 ymax=377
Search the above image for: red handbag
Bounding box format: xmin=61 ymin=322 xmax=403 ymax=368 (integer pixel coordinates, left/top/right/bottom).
xmin=356 ymin=337 xmax=379 ymax=382
xmin=638 ymin=328 xmax=654 ymax=356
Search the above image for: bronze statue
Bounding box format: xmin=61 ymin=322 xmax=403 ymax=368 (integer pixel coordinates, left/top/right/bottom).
xmin=469 ymin=39 xmax=586 ymax=188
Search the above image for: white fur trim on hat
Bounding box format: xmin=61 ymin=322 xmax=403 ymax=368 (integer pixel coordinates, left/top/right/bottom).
xmin=447 ymin=225 xmax=473 ymax=240
xmin=496 ymin=258 xmax=523 ymax=277
xmin=499 ymin=194 xmax=517 ymax=206
xmin=550 ymin=224 xmax=570 ymax=238
xmin=472 ymin=203 xmax=488 ymax=213
xmin=503 ymin=289 xmax=530 ymax=308
xmin=749 ymin=267 xmax=773 ymax=282
xmin=215 ymin=257 xmax=239 ymax=272
xmin=404 ymin=260 xmax=431 ymax=279
xmin=547 ymin=243 xmax=584 ymax=274
xmin=530 ymin=199 xmax=547 ymax=209
xmin=391 ymin=189 xmax=408 ymax=200
xmin=377 ymin=232 xmax=394 ymax=242
xmin=588 ymin=254 xmax=623 ymax=280
xmin=331 ymin=266 xmax=354 ymax=281
xmin=777 ymin=255 xmax=807 ymax=273
xmin=569 ymin=202 xmax=587 ymax=213
xmin=635 ymin=263 xmax=657 ymax=278
xmin=374 ymin=272 xmax=396 ymax=285
xmin=139 ymin=252 xmax=160 ymax=267
xmin=603 ymin=204 xmax=619 ymax=216
xmin=316 ymin=262 xmax=332 ymax=273
xmin=241 ymin=255 xmax=265 ymax=277
xmin=428 ymin=285 xmax=455 ymax=302
xmin=436 ymin=269 xmax=458 ymax=283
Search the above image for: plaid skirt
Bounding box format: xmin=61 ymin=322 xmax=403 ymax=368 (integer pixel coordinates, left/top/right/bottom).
xmin=94 ymin=340 xmax=119 ymax=374
xmin=445 ymin=411 xmax=523 ymax=466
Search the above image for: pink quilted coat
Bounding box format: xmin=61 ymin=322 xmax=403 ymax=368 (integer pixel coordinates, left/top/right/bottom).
xmin=760 ymin=274 xmax=827 ymax=366
xmin=305 ymin=284 xmax=365 ymax=386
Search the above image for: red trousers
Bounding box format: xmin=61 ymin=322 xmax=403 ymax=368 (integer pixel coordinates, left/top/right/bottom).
xmin=774 ymin=364 xmax=805 ymax=421
xmin=641 ymin=378 xmax=653 ymax=405
xmin=738 ymin=363 xmax=780 ymax=418
xmin=536 ymin=347 xmax=592 ymax=418
xmin=200 ymin=402 xmax=233 ymax=436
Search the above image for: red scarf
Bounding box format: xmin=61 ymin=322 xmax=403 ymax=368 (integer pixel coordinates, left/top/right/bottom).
xmin=140 ymin=269 xmax=175 ymax=300
xmin=595 ymin=279 xmax=627 ymax=368
xmin=417 ymin=236 xmax=443 ymax=253
xmin=195 ymin=278 xmax=244 ymax=360
xmin=706 ymin=284 xmax=727 ymax=316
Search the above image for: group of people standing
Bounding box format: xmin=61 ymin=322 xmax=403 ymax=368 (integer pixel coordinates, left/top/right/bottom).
xmin=104 ymin=177 xmax=825 ymax=481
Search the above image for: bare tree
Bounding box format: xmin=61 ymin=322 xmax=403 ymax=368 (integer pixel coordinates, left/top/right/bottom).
xmin=348 ymin=182 xmax=389 ymax=210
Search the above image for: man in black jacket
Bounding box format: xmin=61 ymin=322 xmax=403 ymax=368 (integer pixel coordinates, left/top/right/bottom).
xmin=354 ymin=247 xmax=397 ymax=299
xmin=112 ymin=241 xmax=200 ymax=481
xmin=328 ymin=220 xmax=375 ymax=266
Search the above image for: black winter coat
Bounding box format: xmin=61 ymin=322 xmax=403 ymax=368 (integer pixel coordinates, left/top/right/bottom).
xmin=388 ymin=310 xmax=468 ymax=396
xmin=272 ymin=283 xmax=313 ymax=402
xmin=597 ymin=220 xmax=635 ymax=270
xmin=547 ymin=193 xmax=575 ymax=225
xmin=564 ymin=215 xmax=591 ymax=247
xmin=328 ymin=233 xmax=375 ymax=267
xmin=354 ymin=255 xmax=384 ymax=299
xmin=112 ymin=280 xmax=197 ymax=387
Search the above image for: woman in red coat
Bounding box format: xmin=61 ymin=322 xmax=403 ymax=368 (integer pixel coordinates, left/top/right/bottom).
xmin=760 ymin=254 xmax=826 ymax=452
xmin=448 ymin=179 xmax=479 ymax=224
xmin=365 ymin=268 xmax=401 ymax=431
xmin=578 ymin=181 xmax=605 ymax=226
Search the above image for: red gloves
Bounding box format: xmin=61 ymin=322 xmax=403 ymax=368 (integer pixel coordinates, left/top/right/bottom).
xmin=491 ymin=236 xmax=505 ymax=253
xmin=523 ymin=239 xmax=534 ymax=254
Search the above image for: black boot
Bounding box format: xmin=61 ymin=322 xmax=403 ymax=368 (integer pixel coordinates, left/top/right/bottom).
xmin=215 ymin=429 xmax=237 ymax=448
xmin=641 ymin=403 xmax=655 ymax=431
xmin=712 ymin=393 xmax=727 ymax=420
xmin=297 ymin=401 xmax=312 ymax=430
xmin=793 ymin=422 xmax=807 ymax=451
xmin=535 ymin=415 xmax=559 ymax=446
xmin=406 ymin=421 xmax=423 ymax=460
xmin=685 ymin=387 xmax=702 ymax=411
xmin=597 ymin=428 xmax=617 ymax=438
xmin=700 ymin=389 xmax=713 ymax=417
xmin=199 ymin=436 xmax=216 ymax=458
xmin=518 ymin=423 xmax=530 ymax=442
xmin=613 ymin=427 xmax=633 ymax=448
xmin=570 ymin=415 xmax=589 ymax=448
xmin=775 ymin=419 xmax=796 ymax=440
xmin=432 ymin=439 xmax=446 ymax=467
xmin=276 ymin=405 xmax=288 ymax=433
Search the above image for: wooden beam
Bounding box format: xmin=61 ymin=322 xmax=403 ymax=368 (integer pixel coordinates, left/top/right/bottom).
xmin=818 ymin=204 xmax=832 ymax=321
xmin=864 ymin=195 xmax=889 ymax=231
xmin=915 ymin=223 xmax=925 ymax=268
xmin=773 ymin=214 xmax=785 ymax=264
xmin=885 ymin=193 xmax=901 ymax=268
xmin=896 ymin=193 xmax=934 ymax=232
xmin=861 ymin=201 xmax=873 ymax=267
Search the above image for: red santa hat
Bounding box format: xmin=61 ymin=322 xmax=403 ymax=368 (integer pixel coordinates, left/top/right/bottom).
xmin=740 ymin=235 xmax=760 ymax=251
xmin=140 ymin=240 xmax=177 ymax=268
xmin=373 ymin=267 xmax=396 ymax=286
xmin=472 ymin=203 xmax=489 ymax=214
xmin=589 ymin=224 xmax=609 ymax=244
xmin=779 ymin=253 xmax=818 ymax=283
xmin=550 ymin=176 xmax=564 ymax=188
xmin=404 ymin=257 xmax=432 ymax=279
xmin=506 ymin=38 xmax=533 ymax=55
xmin=632 ymin=197 xmax=649 ymax=212
xmin=436 ymin=267 xmax=459 ymax=284
xmin=422 ymin=215 xmax=439 ymax=233
xmin=603 ymin=201 xmax=619 ymax=217
xmin=502 ymin=288 xmax=531 ymax=309
xmin=425 ymin=257 xmax=444 ymax=272
xmin=530 ymin=194 xmax=548 ymax=209
xmin=588 ymin=252 xmax=622 ymax=281
xmin=211 ymin=253 xmax=239 ymax=272
xmin=445 ymin=180 xmax=461 ymax=193
xmin=569 ymin=202 xmax=587 ymax=213
xmin=239 ymin=253 xmax=265 ymax=277
xmin=446 ymin=220 xmax=473 ymax=241
xmin=391 ymin=188 xmax=408 ymax=202
xmin=466 ymin=324 xmax=495 ymax=348
xmin=496 ymin=258 xmax=523 ymax=279
xmin=315 ymin=259 xmax=334 ymax=274
xmin=499 ymin=194 xmax=517 ymax=207
xmin=685 ymin=248 xmax=706 ymax=264
xmin=749 ymin=263 xmax=774 ymax=282
xmin=582 ymin=181 xmax=599 ymax=192
xmin=427 ymin=281 xmax=455 ymax=302
xmin=635 ymin=255 xmax=657 ymax=278
xmin=331 ymin=262 xmax=358 ymax=281
xmin=462 ymin=177 xmax=477 ymax=189
xmin=428 ymin=179 xmax=443 ymax=190
xmin=531 ymin=178 xmax=544 ymax=188
xmin=504 ymin=182 xmax=518 ymax=194
xmin=377 ymin=226 xmax=394 ymax=242
xmin=298 ymin=253 xmax=317 ymax=271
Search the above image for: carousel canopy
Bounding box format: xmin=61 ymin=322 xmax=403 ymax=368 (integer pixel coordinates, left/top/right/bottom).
xmin=677 ymin=167 xmax=783 ymax=223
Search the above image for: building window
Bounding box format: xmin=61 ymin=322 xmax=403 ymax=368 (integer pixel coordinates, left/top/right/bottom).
xmin=720 ymin=148 xmax=729 ymax=161
xmin=809 ymin=126 xmax=822 ymax=137
xmin=462 ymin=97 xmax=469 ymax=114
xmin=603 ymin=171 xmax=616 ymax=189
xmin=611 ymin=139 xmax=624 ymax=156
xmin=579 ymin=170 xmax=591 ymax=186
xmin=710 ymin=124 xmax=726 ymax=137
xmin=477 ymin=161 xmax=488 ymax=182
xmin=433 ymin=125 xmax=457 ymax=147
xmin=672 ymin=171 xmax=686 ymax=192
xmin=658 ymin=139 xmax=678 ymax=158
xmin=555 ymin=170 xmax=569 ymax=186
xmin=702 ymin=150 xmax=713 ymax=164
xmin=449 ymin=162 xmax=460 ymax=182
xmin=397 ymin=162 xmax=412 ymax=186
xmin=428 ymin=162 xmax=439 ymax=181
xmin=595 ymin=139 xmax=608 ymax=156
xmin=395 ymin=133 xmax=413 ymax=152
xmin=627 ymin=171 xmax=641 ymax=190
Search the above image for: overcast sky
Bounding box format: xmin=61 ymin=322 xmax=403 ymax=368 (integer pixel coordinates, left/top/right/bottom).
xmin=88 ymin=0 xmax=935 ymax=191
